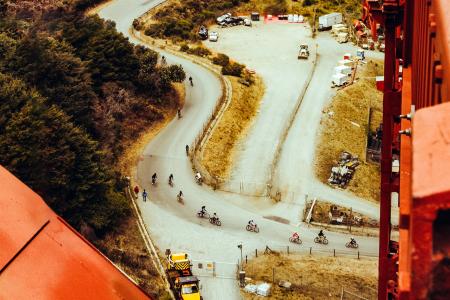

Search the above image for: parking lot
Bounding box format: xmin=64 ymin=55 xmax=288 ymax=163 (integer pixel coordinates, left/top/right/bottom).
xmin=203 ymin=20 xmax=315 ymax=188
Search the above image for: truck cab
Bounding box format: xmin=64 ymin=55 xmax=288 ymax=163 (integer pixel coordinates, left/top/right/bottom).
xmin=166 ymin=251 xmax=202 ymax=300
xmin=177 ymin=276 xmax=201 ymax=300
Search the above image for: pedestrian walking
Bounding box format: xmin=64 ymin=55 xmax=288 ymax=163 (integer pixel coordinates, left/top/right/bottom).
xmin=142 ymin=189 xmax=148 ymax=202
xmin=134 ymin=185 xmax=139 ymax=195
xmin=185 ymin=144 xmax=189 ymax=156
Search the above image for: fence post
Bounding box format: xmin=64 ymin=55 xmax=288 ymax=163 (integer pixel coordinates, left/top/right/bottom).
xmin=287 ymin=246 xmax=289 ymax=255
xmin=358 ymin=251 xmax=360 ymax=259
xmin=213 ymin=261 xmax=216 ymax=277
xmin=246 ymin=255 xmax=248 ymax=264
xmin=310 ymin=247 xmax=312 ymax=255
xmin=334 ymin=249 xmax=336 ymax=257
xmin=255 ymin=249 xmax=258 ymax=257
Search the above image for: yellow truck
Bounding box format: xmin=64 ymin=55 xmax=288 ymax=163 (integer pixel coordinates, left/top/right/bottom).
xmin=166 ymin=251 xmax=202 ymax=300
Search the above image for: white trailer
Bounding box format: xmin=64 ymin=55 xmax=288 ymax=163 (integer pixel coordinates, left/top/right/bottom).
xmin=334 ymin=65 xmax=352 ymax=75
xmin=318 ymin=13 xmax=343 ymax=31
xmin=339 ymin=59 xmax=353 ymax=67
xmin=332 ymin=73 xmax=348 ymax=87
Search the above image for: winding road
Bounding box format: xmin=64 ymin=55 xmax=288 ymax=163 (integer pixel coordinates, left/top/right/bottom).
xmin=98 ymin=1 xmax=383 ymax=299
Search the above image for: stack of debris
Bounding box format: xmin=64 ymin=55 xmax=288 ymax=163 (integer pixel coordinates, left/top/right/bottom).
xmin=328 ymin=152 xmax=360 ymax=188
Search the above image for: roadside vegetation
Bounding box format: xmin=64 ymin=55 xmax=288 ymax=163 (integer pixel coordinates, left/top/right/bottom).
xmin=202 ymin=73 xmax=264 ymax=179
xmin=315 ymin=60 xmax=383 ymax=202
xmin=1 ymin=1 xmax=184 ymax=296
xmin=242 ymin=253 xmax=378 ymax=300
xmin=136 ymin=0 xmax=362 ymax=42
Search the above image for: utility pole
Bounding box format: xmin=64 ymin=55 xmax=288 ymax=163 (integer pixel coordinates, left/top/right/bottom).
xmin=237 ymin=244 xmax=243 ymax=270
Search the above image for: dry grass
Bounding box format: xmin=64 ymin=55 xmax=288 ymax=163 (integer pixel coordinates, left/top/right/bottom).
xmin=242 ymin=253 xmax=378 ymax=300
xmin=201 ymin=76 xmax=265 ymax=179
xmin=314 ymin=60 xmax=383 ymax=202
xmin=94 ymin=216 xmax=169 ymax=298
xmin=238 ymin=0 xmax=362 ymax=19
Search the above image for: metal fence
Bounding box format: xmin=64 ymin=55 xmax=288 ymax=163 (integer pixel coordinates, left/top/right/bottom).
xmin=191 ymin=259 xmax=239 ymax=280
xmin=240 ymin=244 xmax=378 ymax=267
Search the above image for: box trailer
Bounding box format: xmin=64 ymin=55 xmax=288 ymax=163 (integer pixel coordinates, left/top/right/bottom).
xmin=338 ymin=59 xmax=353 ymax=67
xmin=318 ymin=13 xmax=343 ymax=31
xmin=332 ymin=73 xmax=348 ymax=87
xmin=334 ymin=65 xmax=352 ymax=75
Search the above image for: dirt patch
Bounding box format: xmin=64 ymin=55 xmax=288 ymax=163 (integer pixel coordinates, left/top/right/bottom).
xmin=315 ymin=60 xmax=384 ymax=202
xmin=201 ymin=76 xmax=265 ymax=179
xmin=242 ymin=253 xmax=378 ymax=300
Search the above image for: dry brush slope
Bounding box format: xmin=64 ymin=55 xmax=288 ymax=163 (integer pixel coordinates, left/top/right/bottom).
xmin=202 ymin=76 xmax=265 ymax=180
xmin=314 ymin=60 xmax=384 ymax=202
xmin=242 ymin=253 xmax=378 ymax=300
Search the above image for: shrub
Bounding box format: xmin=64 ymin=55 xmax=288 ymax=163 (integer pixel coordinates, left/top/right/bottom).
xmin=132 ymin=19 xmax=142 ymax=30
xmin=264 ymin=0 xmax=288 ymax=14
xmin=222 ymin=62 xmax=245 ymax=77
xmin=212 ymin=53 xmax=230 ymax=67
xmin=303 ymin=0 xmax=317 ymax=7
xmin=187 ymin=46 xmax=211 ymax=57
xmin=180 ymin=43 xmax=189 ymax=52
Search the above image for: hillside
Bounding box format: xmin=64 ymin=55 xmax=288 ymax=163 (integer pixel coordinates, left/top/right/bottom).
xmin=0 ymin=0 xmax=184 ymax=296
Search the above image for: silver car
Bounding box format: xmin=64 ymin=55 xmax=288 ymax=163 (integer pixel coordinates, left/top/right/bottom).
xmin=209 ymin=32 xmax=219 ymax=42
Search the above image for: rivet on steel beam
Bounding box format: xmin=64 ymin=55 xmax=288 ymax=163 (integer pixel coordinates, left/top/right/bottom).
xmin=399 ymin=129 xmax=411 ymax=136
xmin=429 ymin=21 xmax=437 ymax=37
xmin=435 ymin=64 xmax=443 ymax=84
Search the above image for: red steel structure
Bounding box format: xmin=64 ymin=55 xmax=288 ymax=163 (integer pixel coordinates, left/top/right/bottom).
xmin=363 ymin=0 xmax=449 ymax=299
xmin=0 ymin=166 xmax=153 ymax=300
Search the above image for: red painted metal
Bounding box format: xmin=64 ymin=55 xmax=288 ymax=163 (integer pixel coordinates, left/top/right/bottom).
xmin=0 ymin=166 xmax=152 ymax=300
xmin=363 ymin=0 xmax=450 ymax=299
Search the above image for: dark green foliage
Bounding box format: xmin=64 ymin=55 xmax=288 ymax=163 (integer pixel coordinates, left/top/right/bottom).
xmin=0 ymin=84 xmax=129 ymax=232
xmin=132 ymin=18 xmax=142 ymax=30
xmin=0 ymin=0 xmax=7 ymax=17
xmin=0 ymin=72 xmax=39 ymax=132
xmin=303 ymin=0 xmax=317 ymax=6
xmin=75 ymin=0 xmax=105 ymax=10
xmin=61 ymin=16 xmax=140 ymax=88
xmin=0 ymin=3 xmax=185 ymax=235
xmin=180 ymin=43 xmax=189 ymax=52
xmin=7 ymin=33 xmax=97 ymax=130
xmin=187 ymin=46 xmax=211 ymax=57
xmin=222 ymin=62 xmax=245 ymax=77
xmin=165 ymin=64 xmax=186 ymax=83
xmin=146 ymin=0 xmax=248 ymax=41
xmin=0 ymin=32 xmax=16 ymax=70
xmin=212 ymin=53 xmax=230 ymax=67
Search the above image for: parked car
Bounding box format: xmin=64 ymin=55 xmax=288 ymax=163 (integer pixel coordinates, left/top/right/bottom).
xmin=216 ymin=13 xmax=231 ymax=24
xmin=220 ymin=16 xmax=244 ymax=27
xmin=209 ymin=31 xmax=218 ymax=42
xmin=198 ymin=25 xmax=208 ymax=40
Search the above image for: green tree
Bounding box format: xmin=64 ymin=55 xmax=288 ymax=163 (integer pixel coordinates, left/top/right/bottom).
xmin=8 ymin=33 xmax=97 ymax=130
xmin=0 ymin=72 xmax=39 ymax=133
xmin=0 ymin=98 xmax=129 ymax=232
xmin=0 ymin=0 xmax=7 ymax=17
xmin=61 ymin=16 xmax=140 ymax=87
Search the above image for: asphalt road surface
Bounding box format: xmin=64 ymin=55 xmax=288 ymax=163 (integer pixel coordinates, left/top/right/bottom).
xmin=99 ymin=2 xmax=382 ymax=299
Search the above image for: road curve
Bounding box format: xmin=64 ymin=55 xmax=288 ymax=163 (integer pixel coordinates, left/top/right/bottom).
xmin=98 ymin=2 xmax=380 ymax=299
